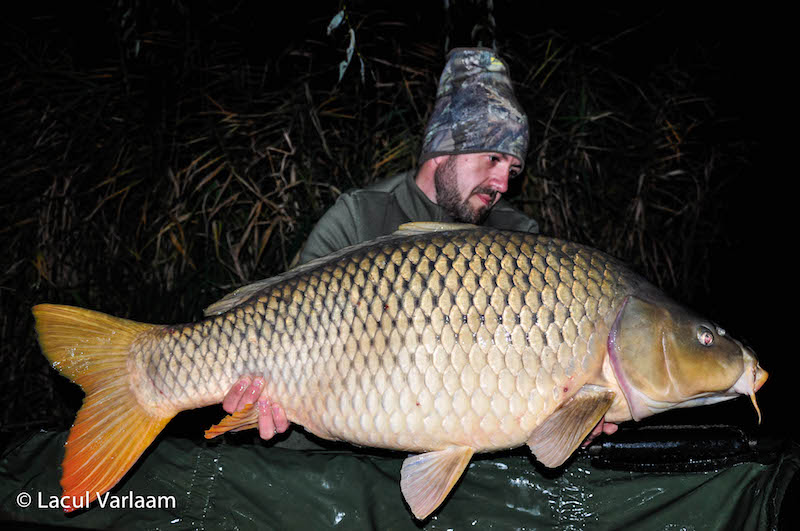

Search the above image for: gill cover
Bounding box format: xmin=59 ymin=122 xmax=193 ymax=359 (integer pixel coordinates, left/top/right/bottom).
xmin=607 ymin=296 xmax=747 ymax=421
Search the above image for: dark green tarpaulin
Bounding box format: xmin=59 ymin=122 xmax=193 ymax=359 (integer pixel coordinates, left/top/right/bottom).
xmin=1 ymin=431 xmax=798 ymax=530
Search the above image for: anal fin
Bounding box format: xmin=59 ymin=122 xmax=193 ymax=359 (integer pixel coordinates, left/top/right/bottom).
xmin=204 ymin=403 xmax=260 ymax=439
xmin=400 ymin=446 xmax=474 ymax=520
xmin=527 ymin=385 xmax=615 ymax=468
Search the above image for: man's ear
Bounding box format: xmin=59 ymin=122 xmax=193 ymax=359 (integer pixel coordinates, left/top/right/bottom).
xmin=426 ymin=155 xmax=450 ymax=169
xmin=415 ymin=156 xmax=449 ymax=203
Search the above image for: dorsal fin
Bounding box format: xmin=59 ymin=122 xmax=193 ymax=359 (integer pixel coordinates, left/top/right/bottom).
xmin=204 ymin=222 xmax=480 ymax=316
xmin=204 ymin=277 xmax=281 ymax=316
xmin=394 ymin=221 xmax=477 ymax=236
xmin=204 ymin=234 xmax=406 ymax=315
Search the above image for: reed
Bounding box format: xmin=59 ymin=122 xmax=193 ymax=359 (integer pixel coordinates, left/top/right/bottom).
xmin=0 ymin=4 xmax=742 ymax=436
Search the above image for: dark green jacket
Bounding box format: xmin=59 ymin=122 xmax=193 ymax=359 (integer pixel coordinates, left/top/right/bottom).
xmin=299 ymin=170 xmax=539 ymax=264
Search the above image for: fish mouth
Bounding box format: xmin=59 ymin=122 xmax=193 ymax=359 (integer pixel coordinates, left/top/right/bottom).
xmin=730 ymin=344 xmax=768 ymax=423
xmin=672 ymin=346 xmax=768 ymax=423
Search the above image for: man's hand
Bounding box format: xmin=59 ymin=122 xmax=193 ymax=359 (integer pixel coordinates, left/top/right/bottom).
xmin=223 ymin=376 xmax=290 ymax=440
xmin=582 ymin=418 xmax=618 ymax=447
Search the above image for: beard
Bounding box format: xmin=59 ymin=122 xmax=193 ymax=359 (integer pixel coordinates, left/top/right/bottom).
xmin=433 ymin=156 xmax=496 ymax=224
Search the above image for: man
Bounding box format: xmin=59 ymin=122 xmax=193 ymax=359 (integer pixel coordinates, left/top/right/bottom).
xmin=296 ymin=46 xmax=537 ymax=265
xmin=220 ymin=48 xmax=616 ymax=443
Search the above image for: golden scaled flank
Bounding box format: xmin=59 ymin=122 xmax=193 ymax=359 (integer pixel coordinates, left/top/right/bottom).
xmin=132 ymin=230 xmax=631 ymax=452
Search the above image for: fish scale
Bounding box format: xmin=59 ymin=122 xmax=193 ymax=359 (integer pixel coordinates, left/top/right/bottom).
xmin=130 ymin=229 xmax=630 ymax=452
xmin=34 ymin=223 xmax=766 ymax=518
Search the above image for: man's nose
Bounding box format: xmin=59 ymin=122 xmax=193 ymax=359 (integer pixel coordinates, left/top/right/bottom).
xmin=487 ymin=168 xmax=509 ymax=194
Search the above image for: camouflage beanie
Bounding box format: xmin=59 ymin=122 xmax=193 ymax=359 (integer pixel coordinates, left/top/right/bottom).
xmin=420 ymin=47 xmax=528 ymax=168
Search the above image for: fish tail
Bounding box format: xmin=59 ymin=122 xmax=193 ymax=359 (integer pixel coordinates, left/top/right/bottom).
xmin=32 ymin=304 xmax=175 ymax=512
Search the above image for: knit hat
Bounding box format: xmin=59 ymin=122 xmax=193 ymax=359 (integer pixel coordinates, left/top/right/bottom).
xmin=420 ymin=47 xmax=528 ymax=168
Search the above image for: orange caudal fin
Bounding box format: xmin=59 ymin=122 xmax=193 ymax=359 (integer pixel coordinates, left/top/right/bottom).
xmin=32 ymin=304 xmax=175 ymax=512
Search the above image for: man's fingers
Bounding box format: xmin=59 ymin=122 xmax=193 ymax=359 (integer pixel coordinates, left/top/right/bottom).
xmin=223 ymin=376 xmax=291 ymax=440
xmin=241 ymin=377 xmax=265 ymax=408
xmin=222 ymin=377 xmax=251 ymax=413
xmin=272 ymin=403 xmax=290 ymax=433
xmin=257 ymin=399 xmax=277 ymax=440
xmin=582 ymin=419 xmax=618 ymax=448
xmin=602 ymin=422 xmax=619 ymax=436
xmin=222 ymin=377 xmax=265 ymax=413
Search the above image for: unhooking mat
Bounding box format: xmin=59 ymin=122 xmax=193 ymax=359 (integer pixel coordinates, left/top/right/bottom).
xmin=1 ymin=429 xmax=798 ymax=530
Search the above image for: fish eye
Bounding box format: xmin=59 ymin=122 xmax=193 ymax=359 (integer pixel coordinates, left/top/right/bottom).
xmin=697 ymin=326 xmax=715 ymax=347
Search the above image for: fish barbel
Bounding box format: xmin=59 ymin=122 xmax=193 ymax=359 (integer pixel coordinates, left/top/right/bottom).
xmin=33 ymin=223 xmax=767 ymax=519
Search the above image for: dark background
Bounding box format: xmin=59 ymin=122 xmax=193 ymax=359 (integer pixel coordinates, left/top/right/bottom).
xmin=1 ymin=2 xmax=794 ymax=446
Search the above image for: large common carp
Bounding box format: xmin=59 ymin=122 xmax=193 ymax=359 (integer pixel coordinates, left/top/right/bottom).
xmin=33 ymin=223 xmax=767 ymax=519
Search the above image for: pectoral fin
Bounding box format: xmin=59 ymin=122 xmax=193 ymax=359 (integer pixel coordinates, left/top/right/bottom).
xmin=400 ymin=446 xmax=474 ymax=520
xmin=527 ymin=385 xmax=615 ymax=468
xmin=204 ymin=404 xmax=259 ymax=439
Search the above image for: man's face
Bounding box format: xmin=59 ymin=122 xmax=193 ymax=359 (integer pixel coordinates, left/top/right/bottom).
xmin=433 ymin=153 xmax=522 ymax=223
